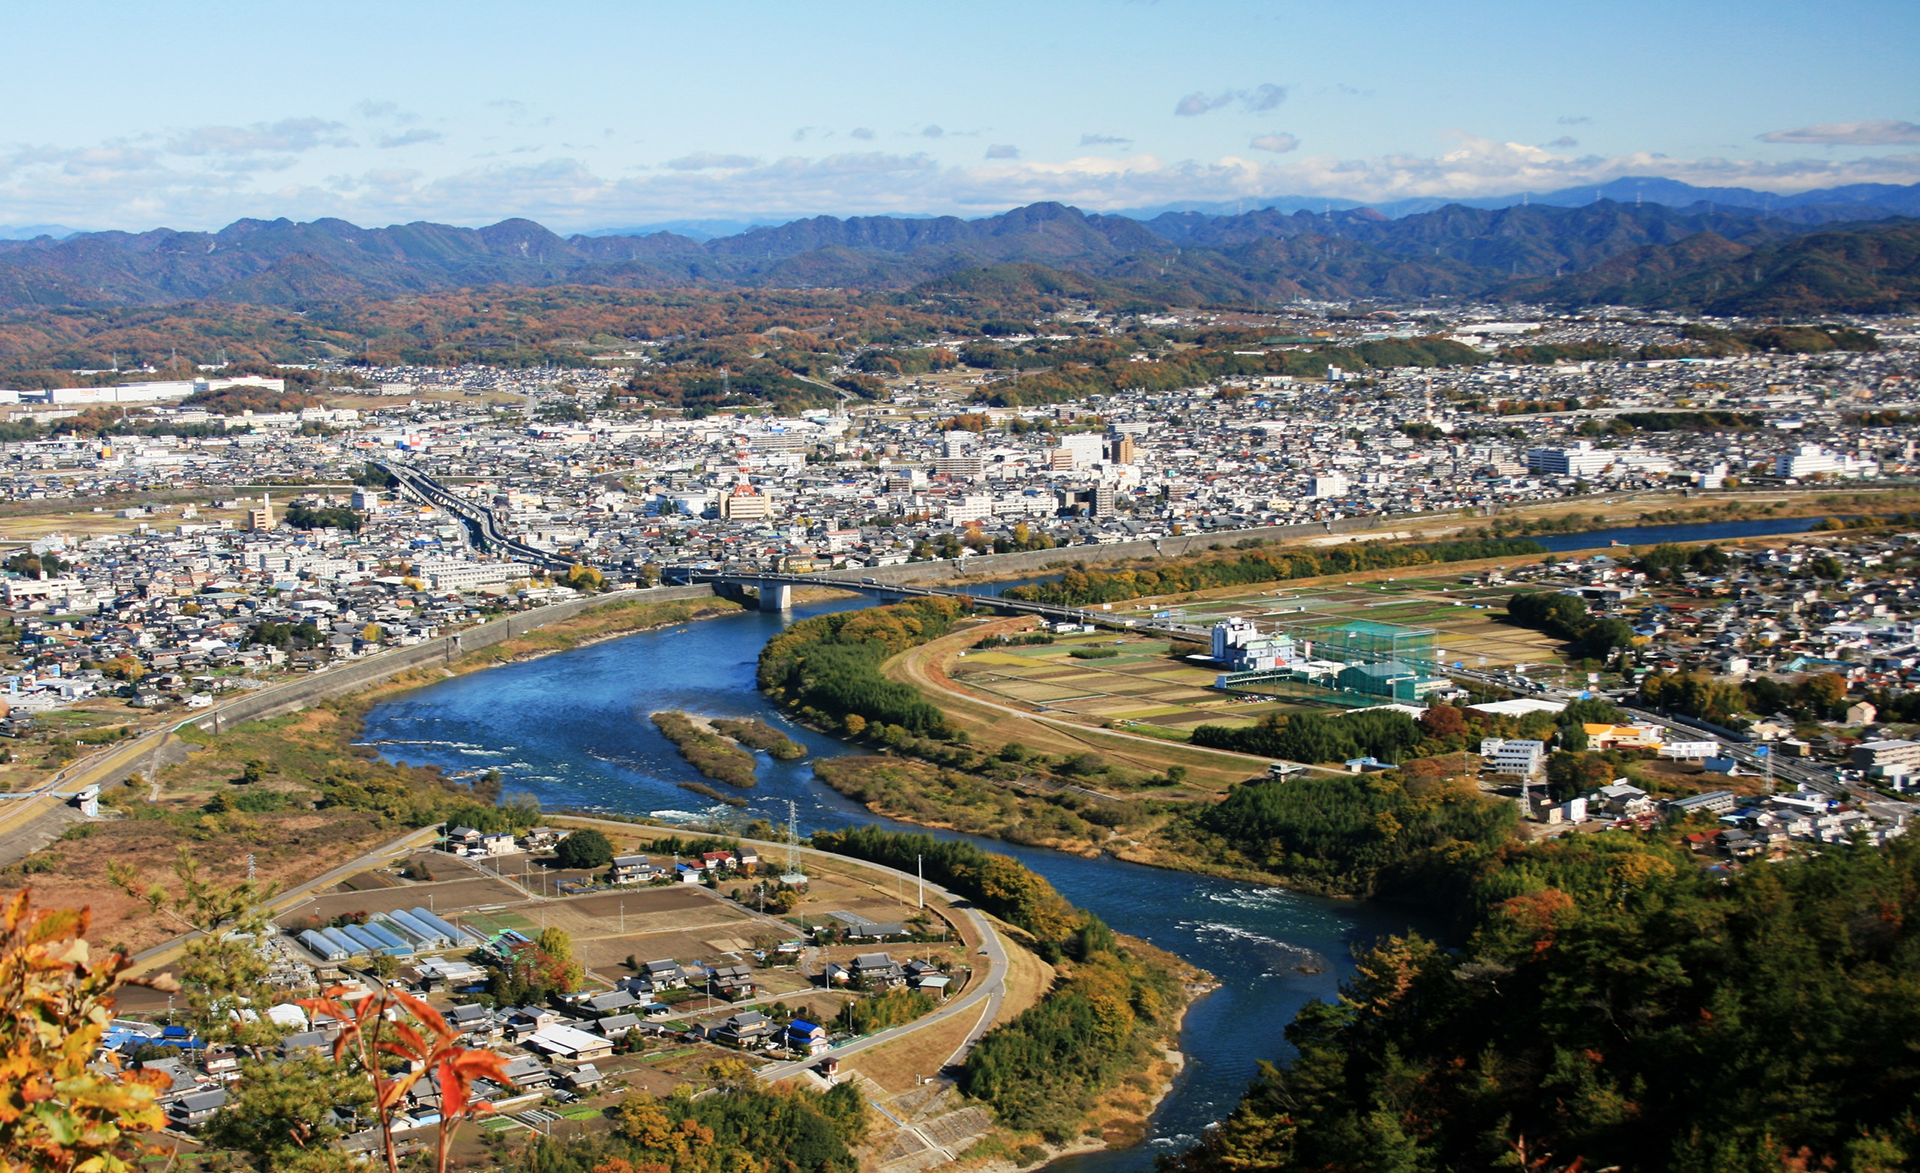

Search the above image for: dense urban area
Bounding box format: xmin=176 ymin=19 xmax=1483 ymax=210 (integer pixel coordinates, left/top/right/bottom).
xmin=7 ymin=290 xmax=1920 ymax=1173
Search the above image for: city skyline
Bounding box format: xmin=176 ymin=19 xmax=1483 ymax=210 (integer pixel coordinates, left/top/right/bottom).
xmin=2 ymin=0 xmax=1916 ymax=232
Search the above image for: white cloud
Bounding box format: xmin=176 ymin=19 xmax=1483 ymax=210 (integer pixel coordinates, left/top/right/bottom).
xmin=1243 ymin=84 xmax=1288 ymax=113
xmin=850 ymin=127 xmax=875 ymax=141
xmin=1079 ymin=133 xmax=1131 ymax=147
xmin=1176 ymin=84 xmax=1288 ymax=117
xmin=921 ymin=125 xmax=945 ymax=139
xmin=1758 ymin=120 xmax=1920 ymax=146
xmin=664 ymin=152 xmax=760 ymax=171
xmin=5 ymin=126 xmax=1920 ymax=232
xmin=985 ymin=144 xmax=1019 ymax=159
xmin=1175 ymin=91 xmax=1234 ymax=117
xmin=166 ymin=118 xmax=352 ymax=156
xmin=378 ymin=129 xmax=443 ymax=149
xmin=1249 ymin=133 xmax=1299 ymax=154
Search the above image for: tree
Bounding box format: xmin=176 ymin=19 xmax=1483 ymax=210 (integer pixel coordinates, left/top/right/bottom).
xmin=1545 ymin=751 xmax=1614 ymax=801
xmin=297 ymin=985 xmax=509 ymax=1173
xmin=555 ymin=827 xmax=614 ymax=870
xmin=107 ymin=848 xmax=281 ymax=1048
xmin=0 ymin=890 xmax=171 ymax=1173
xmin=562 ymin=563 xmax=606 ymax=592
xmin=1418 ymin=704 xmax=1468 ymax=740
xmin=201 ymin=1056 xmax=370 ymax=1172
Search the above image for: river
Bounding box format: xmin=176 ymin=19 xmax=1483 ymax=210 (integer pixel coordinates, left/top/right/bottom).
xmin=357 ymin=516 xmax=1811 ymax=1168
xmin=360 ymin=595 xmax=1412 ymax=1170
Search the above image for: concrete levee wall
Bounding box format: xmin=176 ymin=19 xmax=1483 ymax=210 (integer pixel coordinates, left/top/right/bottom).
xmin=852 ymin=511 xmax=1467 ymax=587
xmin=194 ymin=584 xmax=717 ymax=734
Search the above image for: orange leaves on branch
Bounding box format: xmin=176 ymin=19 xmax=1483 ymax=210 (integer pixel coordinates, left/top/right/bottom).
xmin=298 ymin=984 xmax=509 ymax=1173
xmin=0 ymin=889 xmax=175 ymax=1173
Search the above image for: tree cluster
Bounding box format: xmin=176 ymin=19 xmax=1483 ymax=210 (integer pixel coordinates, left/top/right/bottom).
xmin=1168 ymin=834 xmax=1920 ymax=1173
xmin=1004 ymin=538 xmax=1545 ymax=609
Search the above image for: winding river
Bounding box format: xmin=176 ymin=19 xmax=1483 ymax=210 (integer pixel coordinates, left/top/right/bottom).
xmin=357 ymin=516 xmax=1825 ymax=1170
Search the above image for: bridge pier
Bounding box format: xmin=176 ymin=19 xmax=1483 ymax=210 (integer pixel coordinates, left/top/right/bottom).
xmin=758 ymin=583 xmax=792 ymax=612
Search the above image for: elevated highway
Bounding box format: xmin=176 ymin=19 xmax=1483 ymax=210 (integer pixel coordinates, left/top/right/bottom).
xmin=379 ymin=461 xmax=576 ymax=571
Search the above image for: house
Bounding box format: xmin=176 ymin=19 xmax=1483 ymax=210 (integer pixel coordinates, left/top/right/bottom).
xmin=445 ymin=826 xmax=484 ymax=851
xmin=783 ymin=1019 xmax=830 ymax=1055
xmin=446 ymin=1003 xmax=496 ymax=1041
xmin=712 ymin=1011 xmax=773 ymax=1047
xmin=699 ymin=851 xmax=738 ymax=873
xmin=583 ymin=989 xmax=639 ymax=1015
xmin=596 ymin=1013 xmax=642 ymax=1039
xmin=850 ymin=953 xmax=905 ymax=988
xmin=639 ymin=959 xmax=686 ymax=990
xmin=168 ymin=1088 xmax=230 ymax=1129
xmin=479 ymin=832 xmax=518 ymax=856
xmin=564 ymin=1063 xmax=604 ymax=1091
xmin=499 ymin=1054 xmax=555 ymax=1090
xmin=707 ymin=963 xmax=757 ymax=1000
xmin=1595 ymin=783 xmax=1656 ymax=817
xmin=527 ymin=1024 xmax=615 ymax=1064
xmin=610 ymin=854 xmax=665 ymax=884
xmin=280 ymin=1028 xmax=332 ymax=1057
xmin=500 ymin=1005 xmax=561 ymax=1042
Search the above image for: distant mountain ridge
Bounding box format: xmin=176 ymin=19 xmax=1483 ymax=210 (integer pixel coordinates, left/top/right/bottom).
xmin=1104 ymin=177 xmax=1920 ymax=222
xmin=0 ymin=192 xmax=1911 ymax=313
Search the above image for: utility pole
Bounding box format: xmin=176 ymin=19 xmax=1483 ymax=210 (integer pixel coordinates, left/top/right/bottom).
xmin=917 ymin=854 xmax=923 ymax=910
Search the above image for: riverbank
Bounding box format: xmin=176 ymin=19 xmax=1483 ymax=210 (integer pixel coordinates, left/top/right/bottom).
xmin=969 ymin=940 xmax=1216 ymax=1173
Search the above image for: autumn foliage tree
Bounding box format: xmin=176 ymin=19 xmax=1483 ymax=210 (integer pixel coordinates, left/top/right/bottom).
xmin=0 ymin=890 xmax=173 ymax=1173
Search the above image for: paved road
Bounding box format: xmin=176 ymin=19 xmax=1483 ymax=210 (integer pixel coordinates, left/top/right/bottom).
xmin=555 ymin=816 xmax=1011 ymax=1083
xmin=0 ymin=723 xmax=180 ymax=841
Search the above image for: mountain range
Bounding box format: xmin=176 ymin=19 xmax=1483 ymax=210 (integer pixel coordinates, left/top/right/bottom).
xmin=0 ymin=186 xmax=1913 ymax=315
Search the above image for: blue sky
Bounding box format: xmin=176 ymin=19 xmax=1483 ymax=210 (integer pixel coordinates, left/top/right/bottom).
xmin=3 ymin=0 xmax=1916 ymax=232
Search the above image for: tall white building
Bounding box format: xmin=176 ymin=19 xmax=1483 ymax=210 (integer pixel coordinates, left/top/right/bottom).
xmin=1526 ymin=442 xmax=1613 ymax=476
xmin=1054 ymin=433 xmax=1105 ymax=470
xmin=1311 ymin=472 xmax=1350 ymax=499
xmin=1775 ymin=444 xmax=1878 ymax=480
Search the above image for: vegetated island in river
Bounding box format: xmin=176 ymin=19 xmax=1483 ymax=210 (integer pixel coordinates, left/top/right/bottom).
xmin=709 ymin=716 xmax=807 ymax=760
xmin=652 ymin=710 xmax=759 ymax=790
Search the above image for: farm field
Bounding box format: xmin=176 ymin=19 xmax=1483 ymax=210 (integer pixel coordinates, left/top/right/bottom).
xmin=943 ymin=574 xmax=1569 ymax=743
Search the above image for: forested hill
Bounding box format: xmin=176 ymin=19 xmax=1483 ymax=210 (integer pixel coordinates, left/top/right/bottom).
xmin=0 ymin=197 xmax=1910 ymax=313
xmin=1505 ymin=218 xmax=1920 ymax=315
xmin=1168 ymin=834 xmax=1920 ymax=1173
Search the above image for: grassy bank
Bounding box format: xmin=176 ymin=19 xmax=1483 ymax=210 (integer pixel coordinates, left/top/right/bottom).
xmin=813 ymin=755 xmax=1156 ymax=856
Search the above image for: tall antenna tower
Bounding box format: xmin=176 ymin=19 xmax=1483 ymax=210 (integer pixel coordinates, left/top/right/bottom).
xmin=780 ymin=800 xmax=808 ymax=885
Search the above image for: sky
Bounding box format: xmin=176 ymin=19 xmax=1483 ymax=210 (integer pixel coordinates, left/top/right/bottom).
xmin=3 ymin=0 xmax=1917 ymax=233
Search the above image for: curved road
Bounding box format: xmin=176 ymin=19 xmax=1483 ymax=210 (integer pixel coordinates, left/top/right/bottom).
xmin=554 ymin=816 xmax=1010 ymax=1082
